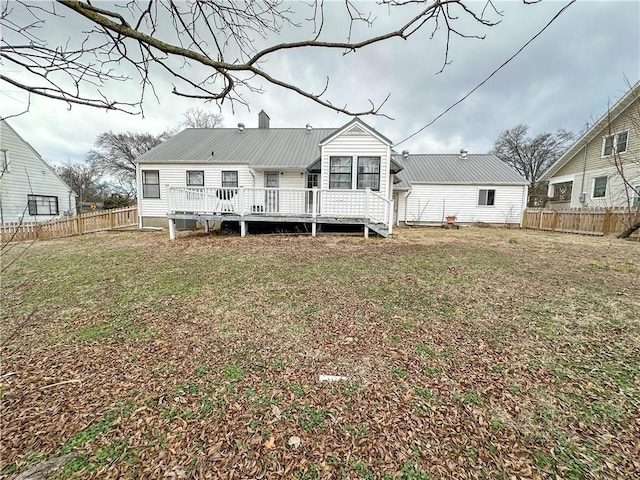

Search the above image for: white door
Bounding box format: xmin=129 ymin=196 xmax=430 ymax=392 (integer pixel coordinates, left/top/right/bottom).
xmin=265 ymin=172 xmax=279 ymax=213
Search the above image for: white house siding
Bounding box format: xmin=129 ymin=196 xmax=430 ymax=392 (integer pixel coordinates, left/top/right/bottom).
xmin=0 ymin=121 xmax=75 ymax=224
xmin=320 ymin=125 xmax=392 ymax=199
xmin=398 ymin=184 xmax=526 ymax=225
xmin=137 ymin=162 xmax=251 ymax=227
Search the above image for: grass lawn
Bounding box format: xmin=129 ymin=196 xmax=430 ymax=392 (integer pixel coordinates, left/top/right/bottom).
xmin=1 ymin=227 xmax=639 ymax=479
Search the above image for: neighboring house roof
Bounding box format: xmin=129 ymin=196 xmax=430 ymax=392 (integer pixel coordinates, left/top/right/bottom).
xmin=540 ymin=81 xmax=640 ymax=181
xmin=393 ymin=154 xmax=528 ymax=188
xmin=0 ymin=119 xmax=76 ymax=195
xmin=136 ymin=127 xmax=336 ymax=168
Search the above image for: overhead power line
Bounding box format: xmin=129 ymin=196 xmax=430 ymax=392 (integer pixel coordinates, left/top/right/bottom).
xmin=393 ymin=0 xmax=577 ymax=148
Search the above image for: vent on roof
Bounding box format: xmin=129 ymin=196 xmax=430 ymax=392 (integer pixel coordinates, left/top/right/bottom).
xmin=402 ymin=150 xmax=409 ymax=159
xmin=459 ymin=149 xmax=468 ymax=159
xmin=258 ymin=110 xmax=270 ymax=129
xmin=238 ymin=123 xmax=245 ymax=132
xmin=306 ymin=124 xmax=312 ymax=133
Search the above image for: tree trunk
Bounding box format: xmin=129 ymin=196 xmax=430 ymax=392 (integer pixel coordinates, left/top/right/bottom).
xmin=617 ymin=220 xmax=640 ymax=239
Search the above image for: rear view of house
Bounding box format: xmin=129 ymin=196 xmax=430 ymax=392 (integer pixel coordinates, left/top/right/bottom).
xmin=135 ymin=112 xmax=528 ymax=238
xmin=0 ymin=119 xmax=76 ymax=224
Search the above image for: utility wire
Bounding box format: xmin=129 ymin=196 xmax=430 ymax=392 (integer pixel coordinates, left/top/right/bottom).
xmin=393 ymin=0 xmax=577 ymax=148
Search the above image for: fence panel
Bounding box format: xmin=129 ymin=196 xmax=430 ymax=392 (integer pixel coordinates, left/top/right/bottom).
xmin=523 ymin=208 xmax=639 ymax=237
xmin=1 ymin=207 xmax=138 ymax=243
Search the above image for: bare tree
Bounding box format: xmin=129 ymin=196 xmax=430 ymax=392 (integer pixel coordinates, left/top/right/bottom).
xmin=55 ymin=161 xmax=109 ymax=210
xmin=182 ymin=107 xmax=224 ymax=129
xmin=491 ymin=124 xmax=574 ymax=205
xmin=87 ymin=131 xmax=169 ymax=194
xmin=602 ymin=83 xmax=640 ymax=239
xmin=0 ymin=1 xmax=535 ymax=117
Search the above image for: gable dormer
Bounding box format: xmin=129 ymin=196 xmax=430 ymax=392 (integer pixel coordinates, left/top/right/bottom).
xmin=318 ymin=119 xmax=393 ymax=197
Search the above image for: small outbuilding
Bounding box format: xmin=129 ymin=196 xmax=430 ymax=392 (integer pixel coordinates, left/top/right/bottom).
xmin=394 ymin=152 xmax=528 ymax=226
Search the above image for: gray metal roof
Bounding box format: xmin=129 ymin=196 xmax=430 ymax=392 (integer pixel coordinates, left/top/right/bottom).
xmin=319 ymin=117 xmax=393 ymax=145
xmin=136 ymin=127 xmax=337 ymax=168
xmin=393 ymin=154 xmax=528 ymax=188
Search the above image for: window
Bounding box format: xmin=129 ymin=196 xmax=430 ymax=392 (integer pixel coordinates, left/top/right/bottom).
xmin=593 ymin=176 xmax=607 ymax=198
xmin=306 ymin=173 xmax=319 ymax=189
xmin=602 ymin=131 xmax=629 ymax=156
xmin=186 ymin=170 xmax=204 ymax=186
xmin=1 ymin=150 xmax=8 ymax=173
xmin=552 ymin=181 xmax=573 ymax=202
xmin=27 ymin=195 xmax=58 ymax=215
xmin=329 ymin=156 xmax=352 ymax=189
xmin=142 ymin=170 xmax=160 ymax=198
xmin=221 ymin=171 xmax=238 ymax=188
xmin=632 ymin=185 xmax=639 ymax=207
xmin=357 ymin=156 xmax=381 ymax=191
xmin=478 ymin=189 xmax=496 ymax=206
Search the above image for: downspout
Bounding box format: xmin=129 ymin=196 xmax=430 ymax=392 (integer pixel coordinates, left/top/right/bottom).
xmin=68 ymin=190 xmax=74 ymax=216
xmin=579 ymin=141 xmax=588 ymax=206
xmin=403 ymin=189 xmax=416 ymax=226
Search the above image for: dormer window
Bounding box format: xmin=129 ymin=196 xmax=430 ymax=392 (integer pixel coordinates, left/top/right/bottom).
xmin=602 ymin=131 xmax=628 ymax=156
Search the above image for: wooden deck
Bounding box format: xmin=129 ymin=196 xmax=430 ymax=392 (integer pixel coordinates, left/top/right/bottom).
xmin=166 ymin=187 xmax=394 ymax=238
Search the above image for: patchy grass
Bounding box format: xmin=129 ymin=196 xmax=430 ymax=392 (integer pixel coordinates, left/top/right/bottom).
xmin=1 ymin=227 xmax=639 ymax=479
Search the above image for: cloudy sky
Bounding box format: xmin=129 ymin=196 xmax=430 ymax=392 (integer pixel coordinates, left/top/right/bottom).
xmin=2 ymin=0 xmax=639 ymax=166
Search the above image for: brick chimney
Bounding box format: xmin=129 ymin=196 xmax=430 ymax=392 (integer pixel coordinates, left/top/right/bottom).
xmin=258 ymin=110 xmax=270 ymax=129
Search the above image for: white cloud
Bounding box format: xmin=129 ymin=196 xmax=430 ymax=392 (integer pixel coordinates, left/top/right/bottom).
xmin=2 ymin=0 xmax=638 ymax=163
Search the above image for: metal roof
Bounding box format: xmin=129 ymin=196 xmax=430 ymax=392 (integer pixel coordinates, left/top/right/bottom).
xmin=136 ymin=127 xmax=337 ymax=168
xmin=393 ymin=154 xmax=527 ymax=188
xmin=319 ymin=117 xmax=393 ymax=146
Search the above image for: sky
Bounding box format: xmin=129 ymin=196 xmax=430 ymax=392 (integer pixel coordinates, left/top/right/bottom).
xmin=1 ymin=0 xmax=639 ymax=166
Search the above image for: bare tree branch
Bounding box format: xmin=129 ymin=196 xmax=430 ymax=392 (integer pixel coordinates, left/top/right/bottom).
xmin=1 ymin=0 xmax=539 ymax=116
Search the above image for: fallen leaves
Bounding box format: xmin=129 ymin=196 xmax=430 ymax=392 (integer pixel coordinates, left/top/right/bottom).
xmin=1 ymin=229 xmax=639 ymax=478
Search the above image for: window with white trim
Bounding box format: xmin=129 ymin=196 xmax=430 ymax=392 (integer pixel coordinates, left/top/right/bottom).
xmin=329 ymin=156 xmax=352 ymax=189
xmin=28 ymin=195 xmax=59 ymax=215
xmin=142 ymin=170 xmax=160 ymax=198
xmin=478 ymin=189 xmax=496 ymax=206
xmin=602 ymin=131 xmax=629 ymax=156
xmin=632 ymin=185 xmax=640 ymax=207
xmin=186 ymin=170 xmax=204 ymax=186
xmin=593 ymin=176 xmax=607 ymax=198
xmin=357 ymin=156 xmax=380 ymax=191
xmin=221 ymin=171 xmax=238 ymax=188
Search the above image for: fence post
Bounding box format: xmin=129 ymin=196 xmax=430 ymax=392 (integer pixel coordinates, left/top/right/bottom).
xmin=77 ymin=212 xmax=83 ymax=235
xmin=551 ymin=211 xmax=558 ymax=231
xmin=110 ymin=210 xmax=115 ymax=229
xmin=603 ymin=209 xmax=612 ymax=235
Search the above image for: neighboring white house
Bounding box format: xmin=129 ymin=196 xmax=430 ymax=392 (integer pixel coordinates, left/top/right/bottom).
xmin=540 ymin=81 xmax=640 ymax=209
xmin=394 ymin=152 xmax=528 ymax=225
xmin=135 ymin=112 xmax=527 ymax=238
xmin=0 ymin=119 xmax=76 ymax=224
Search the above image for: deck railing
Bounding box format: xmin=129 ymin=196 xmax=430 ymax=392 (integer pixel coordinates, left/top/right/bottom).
xmin=168 ymin=186 xmax=393 ymax=231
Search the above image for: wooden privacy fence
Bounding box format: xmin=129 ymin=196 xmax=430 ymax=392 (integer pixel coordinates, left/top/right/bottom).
xmin=1 ymin=207 xmax=138 ymax=242
xmin=523 ymin=208 xmax=639 ymax=237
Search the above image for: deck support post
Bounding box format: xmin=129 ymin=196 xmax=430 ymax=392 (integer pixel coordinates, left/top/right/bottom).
xmin=364 ymin=225 xmax=369 ymax=239
xmin=240 ymin=220 xmax=247 ymax=237
xmin=168 ymin=218 xmax=176 ymax=240
xmin=312 ymin=221 xmax=317 ymax=237
xmin=203 ymin=220 xmax=209 ymax=233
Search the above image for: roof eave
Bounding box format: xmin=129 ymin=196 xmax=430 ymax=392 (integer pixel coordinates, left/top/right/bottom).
xmin=540 ymin=81 xmax=640 ymax=181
